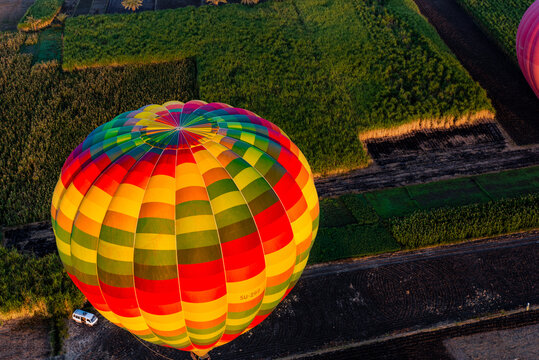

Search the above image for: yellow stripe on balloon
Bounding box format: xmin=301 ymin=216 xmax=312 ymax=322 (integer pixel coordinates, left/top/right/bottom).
xmin=60 ymin=186 xmax=85 ymax=220
xmin=97 ymin=241 xmax=134 ymax=262
xmin=51 ymin=180 xmax=66 ymax=212
xmin=233 ymin=167 xmax=261 ymax=190
xmin=78 ymin=187 xmax=112 ymax=225
xmin=211 ymin=192 xmax=245 ymax=214
xmin=134 ymin=233 xmax=176 ymax=250
xmin=139 ymin=310 xmax=187 ymax=331
xmin=71 ymin=241 xmax=97 ymax=264
xmin=176 ymin=215 xmax=216 ymax=234
xmin=175 ymin=171 xmax=206 ymax=189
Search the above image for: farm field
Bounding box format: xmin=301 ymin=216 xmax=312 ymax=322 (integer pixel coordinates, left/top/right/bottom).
xmin=17 ymin=0 xmax=63 ymax=31
xmin=62 ymin=0 xmax=493 ymax=174
xmin=4 ymin=166 xmax=538 ymax=264
xmin=455 ymin=0 xmax=534 ymax=61
xmin=0 ymin=1 xmax=538 ymax=358
xmin=312 ymin=166 xmax=539 ymax=262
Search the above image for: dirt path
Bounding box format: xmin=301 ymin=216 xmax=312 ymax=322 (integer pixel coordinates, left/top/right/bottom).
xmin=296 ymin=309 xmax=539 ymax=360
xmin=0 ymin=316 xmax=51 ymax=359
xmin=61 ymin=231 xmax=539 ymax=360
xmin=444 ymin=322 xmax=538 ymax=360
xmin=412 ymin=0 xmax=539 ymax=145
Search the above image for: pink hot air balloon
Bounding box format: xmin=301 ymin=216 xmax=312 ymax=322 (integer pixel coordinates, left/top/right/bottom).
xmin=517 ymin=0 xmax=539 ymax=99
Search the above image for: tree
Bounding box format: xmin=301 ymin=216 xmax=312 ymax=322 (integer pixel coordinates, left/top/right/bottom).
xmin=121 ymin=0 xmax=143 ymax=11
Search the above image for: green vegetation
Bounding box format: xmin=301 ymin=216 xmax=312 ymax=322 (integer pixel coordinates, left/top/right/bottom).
xmin=456 ymin=0 xmax=534 ymax=61
xmin=0 ymin=32 xmax=197 ymax=226
xmin=0 ymin=247 xmax=85 ymax=317
xmin=63 ymin=0 xmax=492 ymax=173
xmin=0 ymin=247 xmax=84 ymax=354
xmin=311 ymin=166 xmax=539 ymax=263
xmin=310 ymin=223 xmax=399 ymax=263
xmin=406 ymin=177 xmax=491 ymax=209
xmin=391 ymin=194 xmax=539 ymax=248
xmin=34 ymin=26 xmax=63 ymax=65
xmin=475 ymin=166 xmax=539 ymax=199
xmin=17 ymin=0 xmax=64 ymax=32
xmin=364 ymin=187 xmax=420 ymax=218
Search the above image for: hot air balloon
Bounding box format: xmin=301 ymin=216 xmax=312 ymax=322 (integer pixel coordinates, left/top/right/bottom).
xmin=51 ymin=100 xmax=319 ymax=358
xmin=517 ymin=0 xmax=539 ymax=99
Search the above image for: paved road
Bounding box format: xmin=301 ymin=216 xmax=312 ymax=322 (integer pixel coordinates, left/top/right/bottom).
xmin=66 ymin=231 xmax=539 ymax=359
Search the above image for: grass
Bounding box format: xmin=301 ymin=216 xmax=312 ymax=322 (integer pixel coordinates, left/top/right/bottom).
xmin=17 ymin=0 xmax=64 ymax=32
xmin=406 ymin=177 xmax=492 ymax=209
xmin=0 ymin=32 xmax=198 ymax=226
xmin=310 ymin=223 xmax=400 ymax=263
xmin=311 ymin=166 xmax=539 ymax=263
xmin=62 ymin=0 xmax=492 ymax=174
xmin=455 ymin=0 xmax=534 ymax=62
xmin=474 ymin=166 xmax=539 ymax=199
xmin=364 ymin=187 xmax=420 ymax=218
xmin=34 ymin=26 xmax=63 ymax=65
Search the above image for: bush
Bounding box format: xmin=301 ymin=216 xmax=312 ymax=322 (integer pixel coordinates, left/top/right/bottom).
xmin=17 ymin=0 xmax=64 ymax=32
xmin=390 ymin=194 xmax=539 ymax=248
xmin=0 ymin=246 xmax=85 ymax=316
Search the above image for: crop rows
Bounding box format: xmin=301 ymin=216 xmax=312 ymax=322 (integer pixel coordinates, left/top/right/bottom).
xmin=390 ymin=194 xmax=539 ymax=248
xmin=314 ymin=166 xmax=539 ymax=262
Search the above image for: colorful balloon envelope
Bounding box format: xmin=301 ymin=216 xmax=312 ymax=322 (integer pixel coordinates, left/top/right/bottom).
xmin=517 ymin=0 xmax=539 ymax=99
xmin=51 ymin=100 xmax=319 ymax=357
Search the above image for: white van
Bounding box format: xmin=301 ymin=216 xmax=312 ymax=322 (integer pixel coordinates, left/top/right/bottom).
xmin=72 ymin=309 xmax=98 ymax=326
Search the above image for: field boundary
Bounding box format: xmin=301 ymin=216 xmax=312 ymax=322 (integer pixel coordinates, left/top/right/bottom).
xmin=305 ymin=230 xmax=539 ymax=277
xmin=358 ymin=111 xmax=493 ymax=141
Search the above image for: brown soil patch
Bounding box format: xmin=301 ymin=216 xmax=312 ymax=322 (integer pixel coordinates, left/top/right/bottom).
xmin=317 ymin=122 xmax=538 ymax=197
xmin=0 ymin=0 xmax=35 ymax=31
xmin=444 ymin=323 xmax=539 ymax=360
xmin=0 ymin=316 xmax=50 ymax=359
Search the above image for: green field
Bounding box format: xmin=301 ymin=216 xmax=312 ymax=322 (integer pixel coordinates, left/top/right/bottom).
xmin=456 ymin=0 xmax=534 ymax=61
xmin=314 ymin=166 xmax=539 ymax=263
xmin=390 ymin=194 xmax=538 ymax=248
xmin=18 ymin=0 xmax=64 ymax=32
xmin=0 ymin=32 xmax=197 ymax=226
xmin=63 ymin=0 xmax=492 ymax=174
